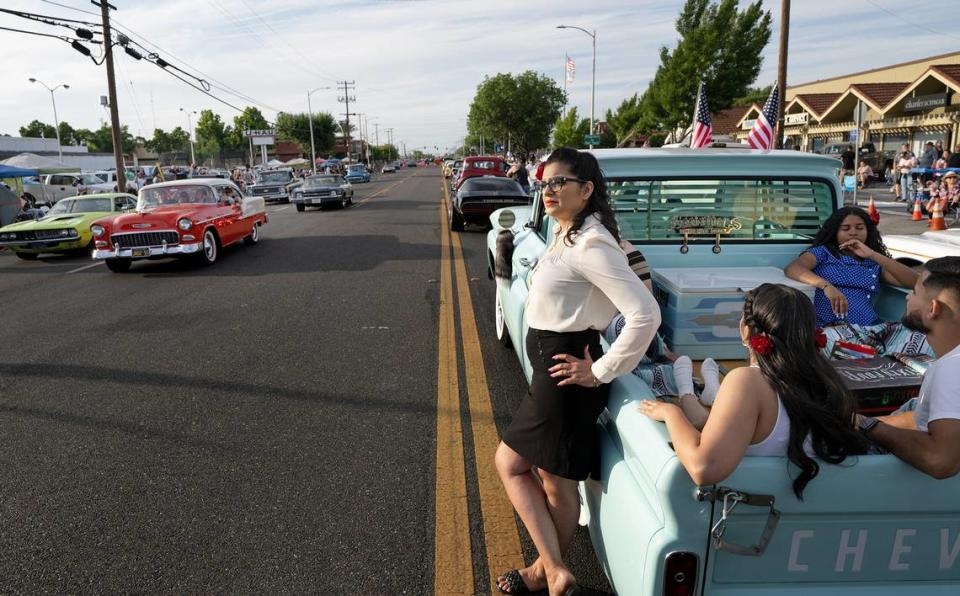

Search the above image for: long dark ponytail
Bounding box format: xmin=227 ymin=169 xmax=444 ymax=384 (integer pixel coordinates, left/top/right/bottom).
xmin=544 ymin=148 xmax=620 ymax=246
xmin=743 ymin=283 xmax=868 ymax=499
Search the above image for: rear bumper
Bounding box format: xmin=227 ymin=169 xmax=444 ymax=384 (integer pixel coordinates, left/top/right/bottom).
xmin=292 ymin=194 xmax=343 ymax=205
xmin=93 ymin=243 xmax=202 ymax=260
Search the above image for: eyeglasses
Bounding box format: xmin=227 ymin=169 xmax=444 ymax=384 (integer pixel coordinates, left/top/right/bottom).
xmin=538 ymin=175 xmax=588 ymax=193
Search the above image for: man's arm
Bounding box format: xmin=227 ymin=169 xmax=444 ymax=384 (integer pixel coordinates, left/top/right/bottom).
xmin=868 ymin=418 xmax=960 ymax=479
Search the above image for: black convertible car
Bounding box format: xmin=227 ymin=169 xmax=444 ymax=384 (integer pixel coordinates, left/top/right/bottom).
xmin=450 ymin=176 xmax=528 ymax=231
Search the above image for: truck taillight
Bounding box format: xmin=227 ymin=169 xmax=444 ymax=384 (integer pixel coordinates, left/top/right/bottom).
xmin=663 ymin=552 xmax=698 ymax=596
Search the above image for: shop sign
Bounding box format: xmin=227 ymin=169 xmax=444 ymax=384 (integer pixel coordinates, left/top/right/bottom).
xmin=905 ymin=92 xmax=948 ymax=112
xmin=784 ymin=113 xmax=808 ymax=125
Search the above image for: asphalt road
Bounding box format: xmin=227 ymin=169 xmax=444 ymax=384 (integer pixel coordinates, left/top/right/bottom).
xmin=0 ymin=168 xmax=610 ymax=594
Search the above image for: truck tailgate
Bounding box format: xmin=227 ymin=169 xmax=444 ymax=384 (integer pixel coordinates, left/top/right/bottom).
xmin=701 ymin=456 xmax=960 ymax=594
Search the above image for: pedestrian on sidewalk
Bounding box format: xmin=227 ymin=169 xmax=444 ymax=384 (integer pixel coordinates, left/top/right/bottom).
xmin=920 ymin=142 xmax=939 ymax=183
xmin=898 ymin=151 xmax=918 ymax=202
xmin=494 ymin=147 xmax=660 ymax=596
xmin=857 ymin=160 xmax=874 ymax=189
xmin=947 ymin=145 xmax=960 ymax=169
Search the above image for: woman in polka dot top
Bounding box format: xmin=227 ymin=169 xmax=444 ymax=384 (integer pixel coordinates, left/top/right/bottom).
xmin=785 ymin=207 xmax=934 ymax=358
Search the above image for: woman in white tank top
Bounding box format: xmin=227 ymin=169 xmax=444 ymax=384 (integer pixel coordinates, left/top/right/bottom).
xmin=640 ymin=283 xmax=868 ymax=500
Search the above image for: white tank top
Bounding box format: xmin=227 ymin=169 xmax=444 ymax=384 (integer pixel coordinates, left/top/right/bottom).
xmin=744 ymin=395 xmax=792 ymax=457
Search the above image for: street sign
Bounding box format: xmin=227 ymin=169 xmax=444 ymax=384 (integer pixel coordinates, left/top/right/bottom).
xmin=494 ymin=143 xmax=503 ymax=153
xmin=583 ymin=134 xmax=601 ymax=145
xmin=849 ymin=128 xmax=858 ymax=142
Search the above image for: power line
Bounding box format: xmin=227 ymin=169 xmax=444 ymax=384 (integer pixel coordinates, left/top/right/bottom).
xmin=862 ymin=0 xmax=960 ymax=42
xmin=38 ymin=0 xmax=284 ymax=113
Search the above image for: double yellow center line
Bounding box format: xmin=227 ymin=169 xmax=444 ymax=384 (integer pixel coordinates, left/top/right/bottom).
xmin=435 ymin=181 xmax=524 ymax=594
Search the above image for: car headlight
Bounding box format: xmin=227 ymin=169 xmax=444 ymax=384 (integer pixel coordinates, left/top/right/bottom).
xmin=91 ymin=224 xmax=105 ymax=238
xmin=280 ymin=187 xmax=287 ymax=195
xmin=0 ymin=232 xmax=14 ymax=241
xmin=177 ymin=218 xmax=193 ymax=231
xmin=59 ymin=228 xmax=75 ymax=237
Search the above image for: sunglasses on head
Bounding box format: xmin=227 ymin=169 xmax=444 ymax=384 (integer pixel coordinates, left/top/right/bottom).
xmin=537 ymin=175 xmax=588 ymax=193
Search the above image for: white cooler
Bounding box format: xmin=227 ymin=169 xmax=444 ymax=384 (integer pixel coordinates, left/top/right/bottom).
xmin=651 ymin=267 xmax=815 ymax=360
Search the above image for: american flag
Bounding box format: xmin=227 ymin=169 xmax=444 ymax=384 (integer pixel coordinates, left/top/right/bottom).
xmin=690 ymin=83 xmax=712 ymax=149
xmin=747 ymin=85 xmax=780 ymax=150
xmin=565 ymin=55 xmax=575 ymax=83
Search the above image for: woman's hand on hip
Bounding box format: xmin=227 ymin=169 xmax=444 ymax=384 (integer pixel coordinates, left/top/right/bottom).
xmin=550 ymin=345 xmax=598 ymax=387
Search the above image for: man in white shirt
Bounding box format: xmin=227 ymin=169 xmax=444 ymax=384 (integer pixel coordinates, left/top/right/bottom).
xmin=862 ymin=256 xmax=960 ymax=478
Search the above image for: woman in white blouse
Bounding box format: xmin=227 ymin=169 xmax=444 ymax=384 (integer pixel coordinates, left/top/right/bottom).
xmin=494 ymin=148 xmax=660 ymax=596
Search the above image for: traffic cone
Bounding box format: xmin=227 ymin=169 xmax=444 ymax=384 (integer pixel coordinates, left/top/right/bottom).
xmin=867 ymin=195 xmax=880 ymax=224
xmin=929 ymin=200 xmax=948 ymax=231
xmin=912 ymin=197 xmax=924 ymax=221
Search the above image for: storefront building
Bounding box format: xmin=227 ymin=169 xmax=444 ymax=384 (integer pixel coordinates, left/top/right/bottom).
xmin=728 ymin=51 xmax=960 ymax=161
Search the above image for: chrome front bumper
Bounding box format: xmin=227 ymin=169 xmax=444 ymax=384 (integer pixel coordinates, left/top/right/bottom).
xmin=93 ymin=243 xmax=202 ymax=260
xmin=0 ymin=235 xmax=82 ymax=248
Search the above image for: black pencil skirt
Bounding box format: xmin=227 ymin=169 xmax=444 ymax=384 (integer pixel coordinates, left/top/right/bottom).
xmin=500 ymin=327 xmax=610 ymax=481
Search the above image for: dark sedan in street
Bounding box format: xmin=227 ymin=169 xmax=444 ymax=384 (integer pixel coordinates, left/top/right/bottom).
xmin=291 ymin=175 xmax=354 ymax=211
xmin=450 ymin=176 xmax=528 ymax=231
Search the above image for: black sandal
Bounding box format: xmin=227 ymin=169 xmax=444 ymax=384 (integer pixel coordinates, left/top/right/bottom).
xmin=497 ymin=569 xmax=534 ymax=595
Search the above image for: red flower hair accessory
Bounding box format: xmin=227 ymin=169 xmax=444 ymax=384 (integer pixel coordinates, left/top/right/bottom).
xmin=814 ymin=328 xmax=828 ymax=349
xmin=749 ymin=335 xmax=774 ymax=356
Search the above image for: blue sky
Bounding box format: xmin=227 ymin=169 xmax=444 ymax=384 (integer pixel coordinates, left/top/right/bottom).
xmin=0 ymin=0 xmax=956 ymax=153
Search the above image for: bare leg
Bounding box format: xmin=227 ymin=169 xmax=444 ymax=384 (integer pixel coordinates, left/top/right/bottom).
xmin=495 ymin=442 xmax=572 ymax=594
xmin=519 ymin=470 xmax=582 ymax=590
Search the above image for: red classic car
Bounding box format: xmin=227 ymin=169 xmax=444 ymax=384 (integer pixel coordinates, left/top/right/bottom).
xmin=454 ymin=155 xmax=508 ymax=189
xmin=90 ymin=179 xmax=268 ymax=272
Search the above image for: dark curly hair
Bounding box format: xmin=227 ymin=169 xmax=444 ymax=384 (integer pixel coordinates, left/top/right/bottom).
xmin=812 ymin=206 xmax=890 ymax=258
xmin=743 ymin=284 xmax=868 ymax=500
xmin=544 ymin=148 xmax=620 ymax=246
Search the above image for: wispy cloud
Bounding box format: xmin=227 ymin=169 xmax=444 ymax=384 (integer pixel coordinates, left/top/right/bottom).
xmin=0 ymin=0 xmax=953 ymax=152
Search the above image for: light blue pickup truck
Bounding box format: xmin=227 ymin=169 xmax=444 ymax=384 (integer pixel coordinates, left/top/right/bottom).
xmin=487 ymin=148 xmax=960 ymax=596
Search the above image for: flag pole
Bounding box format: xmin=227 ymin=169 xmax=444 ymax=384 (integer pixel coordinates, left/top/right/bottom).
xmin=563 ymin=53 xmax=568 ymax=118
xmin=689 ymin=81 xmax=703 ymax=147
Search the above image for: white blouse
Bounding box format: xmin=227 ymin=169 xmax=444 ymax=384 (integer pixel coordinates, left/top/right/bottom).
xmin=526 ymin=214 xmax=661 ymax=384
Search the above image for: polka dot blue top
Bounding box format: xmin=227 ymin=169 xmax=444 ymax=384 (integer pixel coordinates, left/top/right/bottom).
xmin=806 ymin=245 xmax=882 ymax=326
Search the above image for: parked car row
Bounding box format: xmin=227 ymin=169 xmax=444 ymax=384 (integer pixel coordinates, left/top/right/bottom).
xmin=1 ymin=178 xmax=268 ymax=273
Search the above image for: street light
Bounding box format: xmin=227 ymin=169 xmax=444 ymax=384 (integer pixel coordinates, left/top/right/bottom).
xmin=307 ymin=86 xmax=332 ymax=174
xmin=28 ymin=78 xmax=69 ymax=163
xmin=557 ymin=24 xmax=597 ymax=148
xmin=179 ymin=107 xmax=197 ymax=165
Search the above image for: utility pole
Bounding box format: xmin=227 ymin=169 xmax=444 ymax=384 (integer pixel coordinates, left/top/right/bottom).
xmin=775 ymin=0 xmax=790 ymax=149
xmin=96 ymin=0 xmax=126 ymax=193
xmin=337 ymin=80 xmax=356 ymax=162
xmin=373 ymin=122 xmax=380 ymax=146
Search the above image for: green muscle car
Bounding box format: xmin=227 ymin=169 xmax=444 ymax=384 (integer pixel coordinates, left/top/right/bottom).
xmin=0 ymin=193 xmax=137 ymax=260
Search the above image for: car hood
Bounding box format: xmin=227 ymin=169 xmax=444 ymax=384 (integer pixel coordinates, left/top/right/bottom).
xmin=0 ymin=211 xmax=114 ymax=231
xmin=107 ymin=206 xmax=209 ymax=231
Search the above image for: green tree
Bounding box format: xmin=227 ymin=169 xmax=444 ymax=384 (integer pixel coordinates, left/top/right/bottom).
xmin=370 ymin=144 xmax=399 ymax=161
xmin=552 ymin=107 xmax=591 ymax=148
xmin=733 ymin=84 xmax=773 ymax=106
xmin=639 ymin=0 xmax=772 ymax=134
xmin=229 ymin=106 xmax=270 ymax=149
xmin=276 ymin=111 xmax=337 ymax=154
xmin=83 ymin=124 xmax=135 ymax=154
xmin=195 ymin=109 xmax=228 ymax=163
xmin=467 ymin=70 xmax=566 ymax=158
xmin=19 ymin=119 xmax=57 ymax=139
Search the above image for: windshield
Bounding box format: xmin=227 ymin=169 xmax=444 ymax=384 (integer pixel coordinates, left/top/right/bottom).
xmin=348 ymin=165 xmax=365 ymax=172
xmin=607 ymin=178 xmax=836 ymax=243
xmin=257 ymin=171 xmax=292 ymax=184
xmin=138 ymin=184 xmax=218 ymax=209
xmin=81 ymin=174 xmax=106 ymax=185
xmin=46 ymin=197 xmax=113 ymax=215
xmin=304 ymin=176 xmax=340 ymax=187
